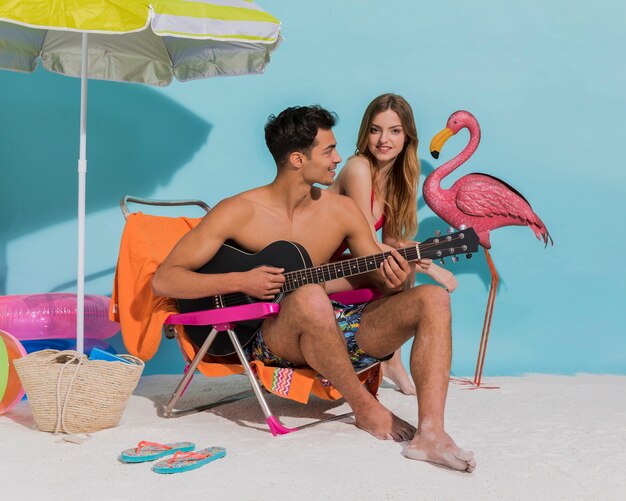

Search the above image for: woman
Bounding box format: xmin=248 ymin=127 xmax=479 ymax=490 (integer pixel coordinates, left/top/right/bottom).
xmin=329 ymin=93 xmax=457 ymax=395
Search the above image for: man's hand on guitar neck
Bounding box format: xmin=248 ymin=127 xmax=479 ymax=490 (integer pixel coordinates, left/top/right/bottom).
xmin=378 ymin=248 xmax=413 ymax=294
xmin=235 ymin=265 xmax=286 ymax=300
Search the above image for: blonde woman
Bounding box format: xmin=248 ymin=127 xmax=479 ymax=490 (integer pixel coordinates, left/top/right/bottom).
xmin=330 ymin=94 xmax=457 ymax=395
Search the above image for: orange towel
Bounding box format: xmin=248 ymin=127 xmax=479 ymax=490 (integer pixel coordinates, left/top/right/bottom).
xmin=109 ymin=212 xmax=201 ymax=361
xmin=250 ymin=360 xmax=382 ymax=404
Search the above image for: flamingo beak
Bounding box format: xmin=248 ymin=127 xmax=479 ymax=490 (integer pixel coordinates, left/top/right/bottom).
xmin=430 ymin=127 xmax=455 ymax=159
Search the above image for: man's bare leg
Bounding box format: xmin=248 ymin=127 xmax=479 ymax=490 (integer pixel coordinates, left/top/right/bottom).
xmin=260 ymin=285 xmax=414 ymax=441
xmin=357 ymin=285 xmax=476 ymax=472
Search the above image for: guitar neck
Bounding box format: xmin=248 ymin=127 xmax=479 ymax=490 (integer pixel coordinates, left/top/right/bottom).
xmin=281 ymin=245 xmax=421 ymax=293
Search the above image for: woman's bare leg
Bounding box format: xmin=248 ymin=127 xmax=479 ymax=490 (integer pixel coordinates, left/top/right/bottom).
xmin=382 ymin=348 xmax=416 ymax=395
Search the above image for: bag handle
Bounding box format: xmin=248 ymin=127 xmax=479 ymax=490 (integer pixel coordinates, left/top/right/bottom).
xmin=115 ymin=354 xmax=144 ymax=366
xmin=55 ymin=352 xmax=86 ymax=434
xmin=40 ymin=349 xmax=89 ymax=365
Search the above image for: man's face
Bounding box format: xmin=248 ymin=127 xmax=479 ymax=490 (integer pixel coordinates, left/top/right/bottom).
xmin=302 ymin=128 xmax=342 ymax=186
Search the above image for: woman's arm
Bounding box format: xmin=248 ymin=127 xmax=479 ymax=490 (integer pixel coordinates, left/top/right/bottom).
xmin=334 ymin=156 xmax=381 ymax=243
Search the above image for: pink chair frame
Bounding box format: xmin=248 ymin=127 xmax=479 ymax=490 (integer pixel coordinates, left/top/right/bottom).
xmin=163 ymin=288 xmax=381 ymax=436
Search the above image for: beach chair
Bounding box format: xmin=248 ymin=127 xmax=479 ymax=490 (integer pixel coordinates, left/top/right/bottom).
xmin=110 ymin=196 xmax=382 ymax=436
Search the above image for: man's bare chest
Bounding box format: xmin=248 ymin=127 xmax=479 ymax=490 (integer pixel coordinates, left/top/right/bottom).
xmin=232 ymin=214 xmax=346 ymax=265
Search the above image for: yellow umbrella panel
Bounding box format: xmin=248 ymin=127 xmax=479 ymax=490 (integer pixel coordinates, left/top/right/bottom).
xmin=0 ymin=0 xmax=282 ymax=85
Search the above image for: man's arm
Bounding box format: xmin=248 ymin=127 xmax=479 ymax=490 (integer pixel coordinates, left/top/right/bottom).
xmin=152 ymin=197 xmax=285 ymax=300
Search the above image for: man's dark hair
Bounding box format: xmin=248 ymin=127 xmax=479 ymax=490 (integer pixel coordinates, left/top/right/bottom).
xmin=265 ymin=105 xmax=337 ymax=167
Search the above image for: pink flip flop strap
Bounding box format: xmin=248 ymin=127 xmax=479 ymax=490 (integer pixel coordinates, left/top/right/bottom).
xmin=135 ymin=441 xmax=172 ymax=454
xmin=166 ymin=449 xmax=213 ymax=467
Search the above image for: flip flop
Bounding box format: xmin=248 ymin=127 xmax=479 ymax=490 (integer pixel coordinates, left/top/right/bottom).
xmin=120 ymin=441 xmax=195 ymax=463
xmin=152 ymin=447 xmax=226 ymax=474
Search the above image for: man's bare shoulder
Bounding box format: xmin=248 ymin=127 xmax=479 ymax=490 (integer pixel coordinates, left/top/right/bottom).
xmin=318 ymin=188 xmax=363 ymax=216
xmin=197 ymin=192 xmax=257 ymax=228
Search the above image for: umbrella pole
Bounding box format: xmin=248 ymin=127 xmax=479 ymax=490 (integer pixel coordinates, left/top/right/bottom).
xmin=76 ymin=33 xmax=88 ymax=354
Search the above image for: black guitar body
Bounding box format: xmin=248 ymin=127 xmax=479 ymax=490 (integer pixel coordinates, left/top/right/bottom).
xmin=177 ymin=240 xmax=312 ymax=356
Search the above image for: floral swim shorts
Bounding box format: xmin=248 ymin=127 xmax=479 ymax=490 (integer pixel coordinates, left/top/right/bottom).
xmin=246 ymin=301 xmax=393 ymax=371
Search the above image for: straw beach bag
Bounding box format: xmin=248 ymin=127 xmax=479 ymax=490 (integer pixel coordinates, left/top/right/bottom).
xmin=14 ymin=349 xmax=144 ymax=434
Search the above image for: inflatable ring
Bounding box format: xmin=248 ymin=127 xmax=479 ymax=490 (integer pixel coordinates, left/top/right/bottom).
xmin=0 ymin=294 xmax=119 ymax=341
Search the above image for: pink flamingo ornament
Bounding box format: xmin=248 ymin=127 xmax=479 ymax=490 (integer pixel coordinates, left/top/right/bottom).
xmin=424 ymin=110 xmax=552 ymax=388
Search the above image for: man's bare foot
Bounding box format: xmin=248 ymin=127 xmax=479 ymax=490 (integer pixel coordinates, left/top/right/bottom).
xmin=405 ymin=429 xmax=476 ymax=473
xmin=353 ymin=399 xmax=416 ymax=442
xmin=382 ymin=359 xmax=416 ymax=396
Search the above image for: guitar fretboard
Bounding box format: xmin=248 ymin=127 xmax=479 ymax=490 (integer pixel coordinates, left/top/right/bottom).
xmin=281 ymin=246 xmax=422 ymax=292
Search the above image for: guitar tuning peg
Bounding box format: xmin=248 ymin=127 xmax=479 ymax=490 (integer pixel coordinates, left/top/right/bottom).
xmin=447 ymin=226 xmax=454 ymax=234
xmin=439 ymin=258 xmax=445 ymax=265
xmin=459 ymin=224 xmax=467 ymax=230
xmin=435 ymin=229 xmax=441 ymax=237
xmin=465 ymin=253 xmax=473 ymax=259
xmin=451 ymin=256 xmax=459 ymax=263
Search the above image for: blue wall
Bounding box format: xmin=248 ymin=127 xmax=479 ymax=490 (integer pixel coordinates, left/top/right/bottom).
xmin=1 ymin=1 xmax=624 ymax=376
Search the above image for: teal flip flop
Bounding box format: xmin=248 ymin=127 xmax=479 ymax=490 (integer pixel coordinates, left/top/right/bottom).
xmin=120 ymin=441 xmax=195 ymax=463
xmin=152 ymin=447 xmax=226 ymax=474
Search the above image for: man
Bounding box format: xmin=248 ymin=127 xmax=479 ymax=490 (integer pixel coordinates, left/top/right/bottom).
xmin=152 ymin=106 xmax=476 ymax=472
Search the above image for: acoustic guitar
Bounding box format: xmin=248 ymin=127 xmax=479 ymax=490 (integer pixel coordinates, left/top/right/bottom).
xmin=178 ymin=228 xmax=479 ymax=356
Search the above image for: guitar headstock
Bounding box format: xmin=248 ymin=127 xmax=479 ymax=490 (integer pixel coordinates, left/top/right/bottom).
xmin=420 ymin=227 xmax=480 ymax=263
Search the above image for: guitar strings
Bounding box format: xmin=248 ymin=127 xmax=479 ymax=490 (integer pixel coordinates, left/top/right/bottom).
xmin=281 ymin=235 xmax=469 ymax=279
xmin=254 ymin=235 xmax=468 ymax=298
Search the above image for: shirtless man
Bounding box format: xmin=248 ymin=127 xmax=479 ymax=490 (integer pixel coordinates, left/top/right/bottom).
xmin=152 ymin=106 xmax=476 ymax=472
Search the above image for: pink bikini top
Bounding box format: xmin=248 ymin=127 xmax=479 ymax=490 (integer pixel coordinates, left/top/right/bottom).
xmin=371 ymin=190 xmax=386 ymax=231
xmin=330 ymin=191 xmax=385 ymax=261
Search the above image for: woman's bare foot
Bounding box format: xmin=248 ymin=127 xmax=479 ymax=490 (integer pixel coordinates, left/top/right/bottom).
xmin=405 ymin=429 xmax=476 ymax=472
xmin=353 ymin=399 xmax=416 ymax=442
xmin=382 ymin=351 xmax=416 ymax=396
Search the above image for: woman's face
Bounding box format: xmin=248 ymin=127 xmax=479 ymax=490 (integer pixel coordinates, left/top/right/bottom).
xmin=367 ymin=109 xmax=406 ymax=166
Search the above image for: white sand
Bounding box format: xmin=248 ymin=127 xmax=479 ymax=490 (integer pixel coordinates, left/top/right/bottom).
xmin=2 ymin=375 xmax=626 ymax=500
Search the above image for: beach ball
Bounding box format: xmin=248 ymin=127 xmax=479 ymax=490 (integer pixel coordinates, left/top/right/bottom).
xmin=0 ymin=330 xmax=26 ymax=415
xmin=0 ymin=335 xmax=8 ymax=400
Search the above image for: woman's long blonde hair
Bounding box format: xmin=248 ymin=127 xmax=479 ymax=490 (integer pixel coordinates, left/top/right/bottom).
xmin=355 ymin=93 xmax=420 ymax=240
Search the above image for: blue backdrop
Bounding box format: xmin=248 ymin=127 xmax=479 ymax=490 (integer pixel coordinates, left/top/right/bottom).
xmin=1 ymin=1 xmax=624 ymax=376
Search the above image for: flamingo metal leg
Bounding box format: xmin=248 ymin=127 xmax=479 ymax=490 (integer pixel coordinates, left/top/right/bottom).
xmin=472 ymin=248 xmax=500 ymax=388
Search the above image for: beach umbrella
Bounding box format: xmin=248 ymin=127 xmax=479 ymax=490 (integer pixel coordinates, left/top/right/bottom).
xmin=0 ymin=0 xmax=282 ymax=353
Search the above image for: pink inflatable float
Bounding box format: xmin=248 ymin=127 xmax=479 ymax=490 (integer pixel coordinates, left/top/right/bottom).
xmin=0 ymin=294 xmax=119 ymax=341
xmin=0 ymin=294 xmax=120 ymax=415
